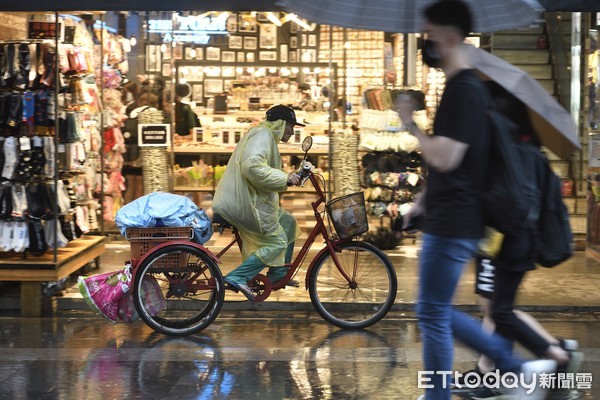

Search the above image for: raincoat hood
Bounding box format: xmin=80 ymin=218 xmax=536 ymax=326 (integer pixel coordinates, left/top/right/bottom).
xmin=260 ymin=119 xmax=286 ymax=142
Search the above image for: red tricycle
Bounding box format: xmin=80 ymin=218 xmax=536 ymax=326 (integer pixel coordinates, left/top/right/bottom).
xmin=125 ymin=137 xmax=397 ymax=336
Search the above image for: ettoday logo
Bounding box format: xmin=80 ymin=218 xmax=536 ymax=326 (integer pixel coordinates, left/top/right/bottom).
xmin=419 ymin=370 xmax=538 ymax=395
xmin=418 ymin=370 xmax=593 ymax=393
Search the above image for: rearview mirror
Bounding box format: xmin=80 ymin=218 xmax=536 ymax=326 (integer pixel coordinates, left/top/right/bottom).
xmin=301 ymin=136 xmax=313 ymax=152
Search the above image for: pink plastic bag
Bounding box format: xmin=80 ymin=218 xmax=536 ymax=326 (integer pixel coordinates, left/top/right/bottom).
xmin=78 ymin=265 xmax=132 ymax=323
xmin=118 ymin=275 xmax=166 ymax=323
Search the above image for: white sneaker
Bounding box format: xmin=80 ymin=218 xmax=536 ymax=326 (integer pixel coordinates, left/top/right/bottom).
xmin=512 ymin=359 xmax=557 ymax=400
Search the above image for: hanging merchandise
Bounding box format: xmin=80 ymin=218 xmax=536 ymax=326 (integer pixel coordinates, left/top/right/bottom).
xmin=137 ymin=108 xmax=171 ymax=194
xmin=359 ymin=88 xmax=426 ymax=249
xmin=99 ymin=87 xmax=127 ymax=223
xmin=330 ymin=129 xmax=360 ymax=197
xmin=0 ymin=14 xmax=110 ymax=256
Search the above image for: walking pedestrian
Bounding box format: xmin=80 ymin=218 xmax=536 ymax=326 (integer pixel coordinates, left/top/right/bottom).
xmin=395 ymin=1 xmax=556 ymax=399
xmin=464 ymin=82 xmax=583 ymax=399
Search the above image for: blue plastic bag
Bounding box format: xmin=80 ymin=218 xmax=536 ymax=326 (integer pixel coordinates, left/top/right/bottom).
xmin=115 ymin=193 xmax=213 ymax=244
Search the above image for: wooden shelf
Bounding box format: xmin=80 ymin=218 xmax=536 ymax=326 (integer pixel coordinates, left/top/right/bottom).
xmin=0 ymin=235 xmax=106 ymax=317
xmin=173 ymin=186 xmax=214 ymax=192
xmin=282 ymin=186 xmax=327 ymax=194
xmin=172 ymin=145 xmax=330 ymax=156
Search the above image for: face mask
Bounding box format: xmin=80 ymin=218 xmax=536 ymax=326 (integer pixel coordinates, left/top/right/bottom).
xmin=422 ymin=39 xmax=443 ymax=69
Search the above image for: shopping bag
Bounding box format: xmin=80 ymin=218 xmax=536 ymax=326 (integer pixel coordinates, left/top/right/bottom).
xmin=118 ymin=275 xmax=166 ymax=323
xmin=78 ymin=265 xmax=132 ymax=323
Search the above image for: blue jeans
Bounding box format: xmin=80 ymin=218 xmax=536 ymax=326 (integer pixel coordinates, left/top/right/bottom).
xmin=417 ymin=234 xmax=524 ymax=400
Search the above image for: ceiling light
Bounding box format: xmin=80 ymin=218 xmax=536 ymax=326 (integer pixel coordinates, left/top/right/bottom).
xmin=288 ymin=14 xmax=314 ymax=31
xmin=265 ymin=12 xmax=282 ymax=26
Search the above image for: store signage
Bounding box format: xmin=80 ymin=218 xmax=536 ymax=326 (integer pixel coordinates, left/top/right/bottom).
xmin=148 ymin=14 xmax=228 ymax=44
xmin=590 ymin=134 xmax=600 ymax=168
xmin=139 ymin=124 xmax=171 ymax=147
xmin=28 ymin=21 xmax=63 ymax=40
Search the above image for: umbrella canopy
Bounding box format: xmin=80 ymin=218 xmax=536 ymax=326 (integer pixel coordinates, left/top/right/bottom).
xmin=539 ymin=0 xmax=600 ymax=11
xmin=463 ymin=44 xmax=580 ymax=159
xmin=276 ymin=0 xmax=541 ymax=33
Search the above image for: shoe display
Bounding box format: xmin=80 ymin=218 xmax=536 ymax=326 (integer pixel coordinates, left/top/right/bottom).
xmin=224 ymin=278 xmax=256 ymax=301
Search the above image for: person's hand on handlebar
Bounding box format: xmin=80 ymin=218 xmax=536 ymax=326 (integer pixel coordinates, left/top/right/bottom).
xmin=301 ymin=160 xmax=315 ymax=171
xmin=287 ymin=172 xmax=301 ymax=186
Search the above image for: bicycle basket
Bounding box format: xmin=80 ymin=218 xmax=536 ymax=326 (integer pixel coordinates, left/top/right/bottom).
xmin=326 ymin=192 xmax=369 ymax=239
xmin=126 ymin=227 xmax=194 ymax=267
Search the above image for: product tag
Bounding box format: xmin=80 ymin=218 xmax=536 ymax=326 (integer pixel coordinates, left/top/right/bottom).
xmin=58 ymin=144 xmax=66 ymax=153
xmin=32 ymin=136 xmax=43 ymax=147
xmin=19 ymin=137 xmax=31 ymax=151
xmin=407 ymin=173 xmax=419 ymax=187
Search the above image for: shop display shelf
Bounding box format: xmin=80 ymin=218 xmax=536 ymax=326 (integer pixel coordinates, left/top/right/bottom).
xmin=172 ymin=145 xmax=330 ymax=156
xmin=173 ymin=186 xmax=215 ymax=192
xmin=282 ymin=186 xmax=328 ymax=194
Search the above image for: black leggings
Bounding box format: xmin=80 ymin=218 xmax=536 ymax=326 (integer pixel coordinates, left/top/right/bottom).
xmin=492 ymin=268 xmax=551 ymax=357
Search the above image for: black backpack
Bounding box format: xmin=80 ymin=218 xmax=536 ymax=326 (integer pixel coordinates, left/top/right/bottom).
xmin=175 ymin=103 xmax=200 ymax=136
xmin=122 ymin=106 xmax=148 ymax=162
xmin=483 ymin=109 xmax=541 ymax=236
xmin=535 ymin=160 xmax=574 ymax=267
xmin=462 ymin=78 xmax=541 ymax=236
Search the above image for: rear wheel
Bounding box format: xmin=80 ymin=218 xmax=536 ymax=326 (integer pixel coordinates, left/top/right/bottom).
xmin=308 ymin=241 xmax=397 ymax=329
xmin=133 ymin=244 xmax=224 ymax=336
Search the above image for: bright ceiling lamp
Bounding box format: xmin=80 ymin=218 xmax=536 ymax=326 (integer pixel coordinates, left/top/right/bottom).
xmin=265 ymin=12 xmax=282 ymax=26
xmin=286 ymin=13 xmax=314 ymax=31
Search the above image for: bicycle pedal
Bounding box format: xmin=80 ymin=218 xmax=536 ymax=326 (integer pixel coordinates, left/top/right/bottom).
xmin=287 ymin=279 xmax=300 ymax=288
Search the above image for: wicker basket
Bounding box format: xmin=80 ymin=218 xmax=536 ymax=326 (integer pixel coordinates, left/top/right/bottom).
xmin=326 ymin=192 xmax=369 ymax=239
xmin=126 ymin=227 xmax=194 ymax=268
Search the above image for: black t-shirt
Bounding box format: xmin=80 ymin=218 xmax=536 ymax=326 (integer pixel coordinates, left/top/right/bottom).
xmin=423 ymin=69 xmax=492 ymax=238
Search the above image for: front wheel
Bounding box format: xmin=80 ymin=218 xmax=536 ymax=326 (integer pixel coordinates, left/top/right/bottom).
xmin=308 ymin=241 xmax=397 ymax=329
xmin=133 ymin=244 xmax=225 ymax=336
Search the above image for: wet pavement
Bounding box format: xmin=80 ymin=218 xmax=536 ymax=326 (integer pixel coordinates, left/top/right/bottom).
xmin=50 ymin=238 xmax=600 ymax=311
xmin=0 ymin=310 xmax=598 ymax=399
xmin=1 ymin=236 xmax=599 ymax=399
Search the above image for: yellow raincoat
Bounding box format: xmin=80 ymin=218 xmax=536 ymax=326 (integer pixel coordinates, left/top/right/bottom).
xmin=212 ymin=120 xmax=300 ymax=266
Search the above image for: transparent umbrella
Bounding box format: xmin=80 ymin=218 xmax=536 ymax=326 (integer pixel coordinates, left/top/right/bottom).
xmin=276 ymin=0 xmax=543 ymax=33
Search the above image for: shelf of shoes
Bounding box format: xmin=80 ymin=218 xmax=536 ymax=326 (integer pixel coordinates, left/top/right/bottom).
xmin=0 ymin=15 xmax=108 ymax=258
xmin=0 ymin=14 xmax=130 ymax=252
xmin=0 ymin=14 xmax=126 ymax=314
xmin=358 ymin=89 xmax=426 ymax=249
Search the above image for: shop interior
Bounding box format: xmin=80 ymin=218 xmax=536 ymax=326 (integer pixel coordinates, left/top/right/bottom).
xmin=0 ymin=8 xmax=468 ymax=314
